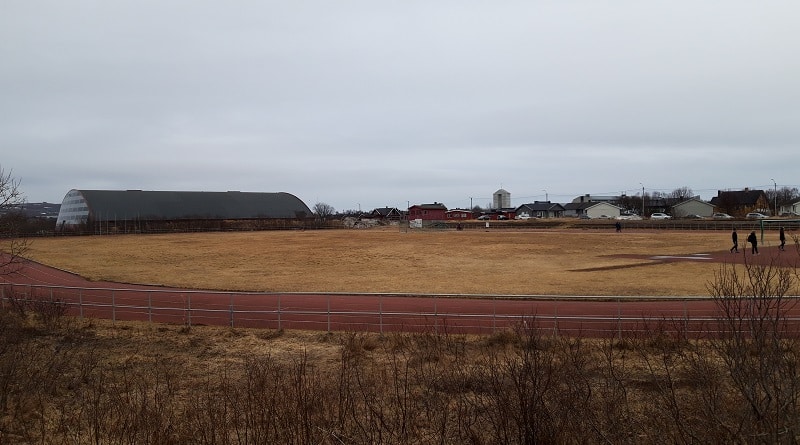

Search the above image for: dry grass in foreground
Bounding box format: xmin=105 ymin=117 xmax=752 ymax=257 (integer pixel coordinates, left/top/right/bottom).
xmin=5 ymin=232 xmax=800 ymax=443
xmin=4 ymin=293 xmax=800 ymax=444
xmin=25 ymin=227 xmax=735 ymax=296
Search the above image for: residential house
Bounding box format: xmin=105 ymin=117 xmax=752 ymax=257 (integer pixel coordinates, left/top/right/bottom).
xmin=408 ymin=203 xmax=448 ymax=221
xmin=780 ymin=199 xmax=800 ymax=216
xmin=364 ymin=207 xmax=404 ymax=221
xmin=671 ymin=197 xmax=714 ymax=218
xmin=446 ymin=209 xmax=473 ymax=220
xmin=564 ymin=202 xmax=622 ymax=219
xmin=571 ymin=194 xmax=619 ymax=204
xmin=710 ymin=189 xmax=770 ymax=217
xmin=515 ymin=202 xmax=565 ymax=219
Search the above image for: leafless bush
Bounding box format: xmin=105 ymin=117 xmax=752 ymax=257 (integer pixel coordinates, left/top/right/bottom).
xmin=704 ymin=256 xmax=800 ymax=442
xmin=0 ymin=166 xmax=30 ymax=277
xmin=0 ymin=310 xmax=86 ymax=444
xmin=3 ymin=291 xmax=67 ymax=332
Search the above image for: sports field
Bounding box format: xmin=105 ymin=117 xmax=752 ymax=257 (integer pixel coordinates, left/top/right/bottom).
xmin=22 ymin=226 xmax=793 ymax=297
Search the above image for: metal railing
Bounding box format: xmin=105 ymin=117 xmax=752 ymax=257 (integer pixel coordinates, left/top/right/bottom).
xmin=0 ymin=282 xmax=757 ymax=337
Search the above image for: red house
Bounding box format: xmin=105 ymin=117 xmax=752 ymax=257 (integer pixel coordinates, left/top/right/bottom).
xmin=446 ymin=209 xmax=473 ymax=220
xmin=408 ymin=203 xmax=448 ymax=221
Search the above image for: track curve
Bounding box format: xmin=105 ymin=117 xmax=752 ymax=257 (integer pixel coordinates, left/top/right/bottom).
xmin=2 ymin=254 xmax=799 ymax=338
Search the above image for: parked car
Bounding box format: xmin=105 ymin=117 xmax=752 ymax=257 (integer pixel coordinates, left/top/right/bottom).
xmin=746 ymin=212 xmax=768 ymax=219
xmin=616 ymin=214 xmax=642 ymax=220
xmin=515 ymin=213 xmax=531 ymax=220
xmin=477 ymin=215 xmax=490 ymax=220
xmin=712 ymin=213 xmax=734 ymax=220
xmin=683 ymin=214 xmax=704 ymax=219
xmin=497 ymin=215 xmax=508 ymax=220
xmin=779 ymin=211 xmax=800 ymax=217
xmin=650 ymin=213 xmax=672 ymax=220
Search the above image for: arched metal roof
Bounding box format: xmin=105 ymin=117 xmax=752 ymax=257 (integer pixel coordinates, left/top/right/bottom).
xmin=56 ymin=189 xmax=312 ymax=225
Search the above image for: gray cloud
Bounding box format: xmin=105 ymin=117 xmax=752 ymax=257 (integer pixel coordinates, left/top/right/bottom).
xmin=2 ymin=1 xmax=798 ymax=212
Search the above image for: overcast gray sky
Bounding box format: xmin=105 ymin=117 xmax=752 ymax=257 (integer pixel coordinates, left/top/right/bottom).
xmin=2 ymin=1 xmax=798 ymax=211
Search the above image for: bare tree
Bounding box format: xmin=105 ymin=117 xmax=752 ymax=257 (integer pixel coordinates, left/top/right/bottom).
xmin=668 ymin=186 xmax=694 ymax=200
xmin=0 ymin=166 xmax=29 ymax=275
xmin=766 ymin=186 xmax=799 ymax=213
xmin=312 ymin=202 xmax=335 ymax=220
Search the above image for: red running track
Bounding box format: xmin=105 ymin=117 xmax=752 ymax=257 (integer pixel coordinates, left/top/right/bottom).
xmin=2 ymin=256 xmax=799 ymax=337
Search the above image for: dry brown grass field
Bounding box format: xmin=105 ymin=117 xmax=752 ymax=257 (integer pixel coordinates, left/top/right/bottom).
xmin=6 ymin=227 xmax=800 ymax=443
xmin=24 ymin=226 xmax=738 ymax=296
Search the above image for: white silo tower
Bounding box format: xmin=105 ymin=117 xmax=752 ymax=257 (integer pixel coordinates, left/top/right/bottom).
xmin=493 ymin=189 xmax=511 ymax=209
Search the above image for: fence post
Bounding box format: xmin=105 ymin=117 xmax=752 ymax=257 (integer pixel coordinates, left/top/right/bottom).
xmin=554 ymin=304 xmax=559 ymax=336
xmin=327 ymin=294 xmax=331 ymax=332
xmin=278 ymin=294 xmax=282 ymax=331
xmin=79 ymin=288 xmax=83 ymax=319
xmin=148 ymin=291 xmax=152 ymax=324
xmin=492 ymin=296 xmax=496 ymax=333
xmin=617 ymin=298 xmax=622 ymax=340
xmin=112 ymin=290 xmax=116 ymax=323
xmin=434 ymin=295 xmax=438 ymax=334
xmin=229 ymin=293 xmax=234 ymax=328
xmin=683 ymin=299 xmax=688 ymax=338
xmin=187 ymin=293 xmax=192 ymax=327
xmin=379 ymin=294 xmax=383 ymax=336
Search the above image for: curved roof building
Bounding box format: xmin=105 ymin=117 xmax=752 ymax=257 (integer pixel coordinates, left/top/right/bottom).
xmin=56 ymin=189 xmax=312 ymax=227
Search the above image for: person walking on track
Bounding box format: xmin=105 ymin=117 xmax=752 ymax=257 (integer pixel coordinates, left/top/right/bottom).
xmin=730 ymin=228 xmax=739 ymax=253
xmin=780 ymin=227 xmax=786 ymax=251
xmin=747 ymin=231 xmax=759 ymax=255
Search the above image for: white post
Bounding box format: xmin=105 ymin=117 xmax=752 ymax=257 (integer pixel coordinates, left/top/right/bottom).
xmin=434 ymin=295 xmax=438 ymax=334
xmin=229 ymin=293 xmax=234 ymax=328
xmin=492 ymin=296 xmax=496 ymax=333
xmin=553 ymin=305 xmax=558 ymax=336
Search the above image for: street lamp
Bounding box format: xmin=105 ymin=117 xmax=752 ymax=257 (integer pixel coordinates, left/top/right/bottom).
xmin=772 ymin=179 xmax=777 ymax=216
xmin=640 ymin=183 xmax=645 ymax=217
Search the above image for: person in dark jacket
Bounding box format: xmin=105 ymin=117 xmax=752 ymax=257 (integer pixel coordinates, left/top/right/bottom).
xmin=747 ymin=231 xmax=759 ymax=255
xmin=730 ymin=228 xmax=739 ymax=253
xmin=779 ymin=227 xmax=786 ymax=251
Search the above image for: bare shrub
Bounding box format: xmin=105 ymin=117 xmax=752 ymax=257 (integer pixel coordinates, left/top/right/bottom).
xmin=473 ymin=322 xmax=582 ymax=443
xmin=705 ymin=257 xmax=800 ymax=442
xmin=0 ymin=166 xmax=30 ymax=277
